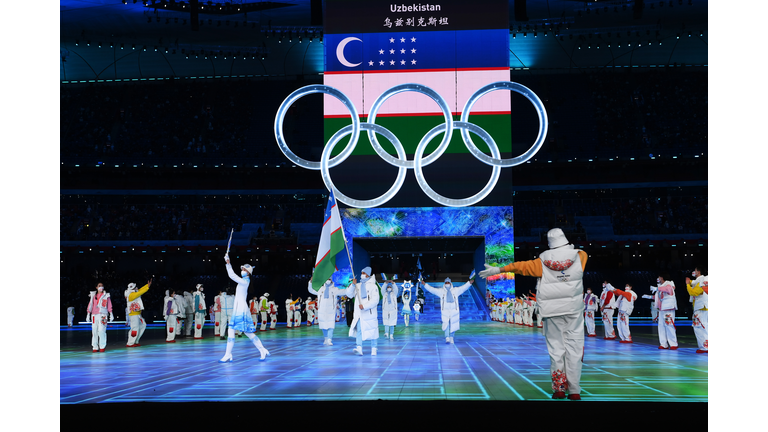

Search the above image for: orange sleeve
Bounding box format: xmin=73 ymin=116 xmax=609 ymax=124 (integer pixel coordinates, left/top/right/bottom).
xmin=578 ymin=250 xmax=588 ymax=270
xmin=613 ymin=288 xmax=631 ymax=301
xmin=499 ymin=259 xmax=543 ymax=277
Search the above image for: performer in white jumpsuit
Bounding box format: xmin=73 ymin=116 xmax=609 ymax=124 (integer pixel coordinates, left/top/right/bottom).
xmin=401 ymin=281 xmax=413 ymax=327
xmin=613 ymin=284 xmax=637 ymax=343
xmin=305 ymin=297 xmax=316 ymax=326
xmin=183 ymin=290 xmax=195 ymax=336
xmin=293 ymin=297 xmax=303 ymax=328
xmin=655 ymin=273 xmax=678 ymax=350
xmin=308 ymin=278 xmax=345 ymax=345
xmin=285 ymin=296 xmax=295 ymax=328
xmin=220 ymin=289 xmax=234 ymax=339
xmin=480 ymin=228 xmax=587 ymax=400
xmin=249 ymin=296 xmax=260 ymax=330
xmin=193 ymin=284 xmax=206 ymax=339
xmin=259 ymin=294 xmax=270 ymax=331
xmin=125 ymin=280 xmax=151 ymax=347
xmin=599 ymin=282 xmax=617 ymax=340
xmin=213 ymin=291 xmax=223 ymax=337
xmin=163 ymin=289 xmax=182 ymax=343
xmin=413 ymin=300 xmax=421 ymax=321
xmin=86 ymin=283 xmax=113 ymax=352
xmin=268 ymin=300 xmax=278 ymax=330
xmin=583 ymin=288 xmax=598 ymax=337
xmin=67 ymin=306 xmax=75 ymax=327
xmin=421 ymin=277 xmax=474 ymax=344
xmin=381 ymin=281 xmax=399 ymax=340
xmin=686 ymin=267 xmax=708 ymax=353
xmin=345 ymin=267 xmax=380 ymax=356
xmin=219 ymin=257 xmax=270 ymax=362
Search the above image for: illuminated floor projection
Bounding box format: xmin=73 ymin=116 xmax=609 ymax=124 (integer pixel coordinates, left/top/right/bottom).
xmin=60 ymin=320 xmax=707 ymax=404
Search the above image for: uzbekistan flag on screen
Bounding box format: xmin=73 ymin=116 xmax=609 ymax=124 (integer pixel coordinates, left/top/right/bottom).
xmin=324 ymin=28 xmax=510 ymax=156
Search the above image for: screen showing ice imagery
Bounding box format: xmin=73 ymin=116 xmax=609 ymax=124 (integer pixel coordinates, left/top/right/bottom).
xmin=331 ymin=206 xmax=515 ymax=299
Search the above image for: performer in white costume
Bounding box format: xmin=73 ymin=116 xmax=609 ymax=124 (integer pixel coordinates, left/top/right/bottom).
xmin=345 ymin=267 xmax=380 ymax=356
xmin=125 ymin=280 xmax=151 ymax=347
xmin=308 ymin=278 xmax=345 ymax=345
xmin=213 ymin=290 xmax=223 ymax=337
xmin=268 ymin=300 xmax=278 ymax=330
xmin=249 ymin=296 xmax=260 ymax=331
xmin=219 ymin=256 xmax=270 ymax=362
xmin=530 ymin=292 xmax=543 ymax=328
xmin=183 ymin=290 xmax=194 ymax=336
xmin=522 ymin=295 xmax=534 ymax=327
xmin=613 ymin=284 xmax=637 ymax=343
xmin=583 ymin=288 xmax=598 ymax=337
xmin=259 ymin=293 xmax=270 ymax=331
xmin=220 ymin=288 xmax=234 ymax=339
xmin=381 ymin=280 xmax=398 ymax=340
xmin=655 ymin=273 xmax=678 ymax=350
xmin=193 ymin=284 xmax=206 ymax=339
xmin=67 ymin=306 xmax=75 ymax=327
xmin=401 ymin=281 xmax=413 ymax=327
xmin=599 ymin=282 xmax=617 ymax=340
xmin=480 ymin=228 xmax=587 ymax=400
xmin=413 ymin=300 xmax=421 ymax=321
xmin=285 ymin=295 xmax=296 ymax=328
xmin=421 ymin=277 xmax=474 ymax=344
xmin=686 ymin=266 xmax=708 ymax=353
xmin=305 ymin=297 xmax=316 ymax=326
xmin=163 ymin=289 xmax=182 ymax=343
xmin=86 ymin=283 xmax=113 ymax=352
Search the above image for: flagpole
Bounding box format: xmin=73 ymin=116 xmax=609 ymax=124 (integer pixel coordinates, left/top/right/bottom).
xmin=331 ymin=190 xmax=356 ymax=280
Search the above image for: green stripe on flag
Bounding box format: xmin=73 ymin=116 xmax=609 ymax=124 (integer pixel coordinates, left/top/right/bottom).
xmin=312 ymin=228 xmax=347 ymax=290
xmin=325 ymin=114 xmax=511 ymax=156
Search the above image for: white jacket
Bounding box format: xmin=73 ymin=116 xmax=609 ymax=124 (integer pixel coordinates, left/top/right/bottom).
xmin=422 ymin=281 xmax=473 ymax=332
xmin=193 ymin=291 xmax=206 ymax=313
xmin=690 ymin=276 xmax=708 ymax=311
xmin=345 ymin=275 xmax=380 ymax=341
xmin=381 ymin=282 xmax=399 ymax=326
xmin=163 ymin=295 xmax=182 ymax=318
xmin=656 ymin=281 xmax=677 ymax=311
xmin=308 ymin=281 xmax=344 ymax=330
xmin=583 ymin=293 xmax=598 ymax=312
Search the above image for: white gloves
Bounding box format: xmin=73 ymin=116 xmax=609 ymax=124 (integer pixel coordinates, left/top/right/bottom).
xmin=224 ymin=254 xmax=229 ymax=262
xmin=478 ymin=264 xmax=501 ymax=279
xmin=109 ymin=312 xmax=114 ymax=322
xmin=86 ymin=314 xmax=91 ymax=322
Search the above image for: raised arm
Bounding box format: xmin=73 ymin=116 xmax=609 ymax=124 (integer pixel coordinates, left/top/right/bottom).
xmin=308 ymin=280 xmax=319 ymax=296
xmin=225 ymin=262 xmax=246 ymax=285
xmin=453 ymin=280 xmax=474 ymax=297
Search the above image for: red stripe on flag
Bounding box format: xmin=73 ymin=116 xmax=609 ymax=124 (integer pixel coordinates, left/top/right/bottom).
xmin=324 ymin=111 xmax=512 ymax=119
xmin=324 ymin=67 xmax=510 ymax=75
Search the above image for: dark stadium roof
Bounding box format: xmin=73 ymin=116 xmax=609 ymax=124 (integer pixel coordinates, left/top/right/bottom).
xmin=60 ymin=0 xmax=708 ymax=82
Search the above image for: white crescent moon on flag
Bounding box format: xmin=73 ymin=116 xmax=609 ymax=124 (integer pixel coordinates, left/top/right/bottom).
xmin=336 ymin=37 xmax=362 ymax=68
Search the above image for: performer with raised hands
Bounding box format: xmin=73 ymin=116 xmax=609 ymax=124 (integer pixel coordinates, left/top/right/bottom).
xmin=479 ymin=228 xmax=587 ymax=401
xmin=401 ymin=280 xmax=413 ymax=327
xmin=219 ymin=255 xmax=270 ymax=363
xmin=308 ymin=276 xmax=346 ymax=345
xmin=381 ymin=277 xmax=399 ymax=340
xmin=613 ymin=283 xmax=638 ymax=343
xmin=125 ymin=279 xmax=151 ymax=347
xmin=420 ymin=275 xmax=475 ymax=344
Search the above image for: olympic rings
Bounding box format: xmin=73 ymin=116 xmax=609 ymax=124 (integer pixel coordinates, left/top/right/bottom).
xmin=273 ymin=81 xmax=548 ymax=208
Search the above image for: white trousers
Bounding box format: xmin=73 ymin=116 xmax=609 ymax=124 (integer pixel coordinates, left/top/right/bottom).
xmin=617 ymin=310 xmax=632 ymax=341
xmin=251 ymin=314 xmax=259 ymax=329
xmin=91 ymin=314 xmax=108 ymax=349
xmin=294 ymin=311 xmax=302 ymax=327
xmin=220 ymin=313 xmax=232 ymax=336
xmin=194 ymin=312 xmax=205 ymax=338
xmin=543 ymin=312 xmax=584 ymax=395
xmin=584 ymin=311 xmax=596 ymax=335
xmin=166 ymin=315 xmax=179 ymax=341
xmin=184 ymin=312 xmax=194 ymax=335
xmin=270 ymin=313 xmax=277 ymax=329
xmin=601 ymin=309 xmax=615 ymax=338
xmin=67 ymin=313 xmax=74 ymax=326
xmin=651 ymin=305 xmax=658 ymax=323
xmin=286 ymin=309 xmax=293 ymax=327
xmin=214 ymin=311 xmax=222 ymax=336
xmin=307 ymin=309 xmax=315 ymax=325
xmin=658 ymin=311 xmax=678 ymax=348
xmin=261 ymin=312 xmax=268 ymax=331
xmin=127 ymin=314 xmax=146 ymax=345
xmin=693 ymin=310 xmax=708 ymax=350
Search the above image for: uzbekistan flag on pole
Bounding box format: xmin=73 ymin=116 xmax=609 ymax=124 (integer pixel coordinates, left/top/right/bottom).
xmin=313 ymin=190 xmax=351 ymax=290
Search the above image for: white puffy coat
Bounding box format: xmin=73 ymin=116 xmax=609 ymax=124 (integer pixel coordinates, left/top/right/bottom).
xmin=345 ymin=276 xmax=380 ymax=341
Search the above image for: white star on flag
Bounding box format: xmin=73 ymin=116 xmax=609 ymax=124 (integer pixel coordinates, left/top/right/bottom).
xmin=400 ymin=37 xmax=405 ymax=42
xmin=411 ymin=48 xmax=417 ymax=53
xmin=390 ymin=38 xmax=395 ymax=43
xmin=400 ymin=60 xmax=406 ymax=65
xmin=390 ymin=60 xmax=395 ymax=65
xmin=379 ymin=49 xmax=384 ymax=54
xmin=368 ymin=61 xmax=374 ymax=66
xmin=379 ymin=60 xmax=384 ymax=65
xmin=400 ymin=49 xmax=405 ymax=54
xmin=411 ymin=37 xmax=416 ymax=42
xmin=411 ymin=59 xmax=417 ymax=64
xmin=389 ymin=49 xmax=395 ymax=54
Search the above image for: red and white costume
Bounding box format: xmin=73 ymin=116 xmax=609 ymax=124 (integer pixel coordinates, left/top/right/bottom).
xmin=183 ymin=291 xmax=194 ymax=336
xmin=480 ymin=229 xmax=587 ymax=399
xmin=599 ymin=283 xmax=617 ymax=339
xmin=655 ymin=280 xmax=678 ymax=349
xmin=687 ymin=274 xmax=708 ymax=352
xmin=193 ymin=286 xmax=206 ymax=339
xmin=259 ymin=294 xmax=270 ymax=331
xmin=125 ymin=282 xmax=149 ymax=347
xmin=86 ymin=289 xmax=113 ymax=351
xmin=163 ymin=291 xmax=183 ymax=342
xmin=285 ymin=298 xmax=294 ymax=328
xmin=213 ymin=293 xmax=222 ymax=336
xmin=613 ymin=286 xmax=637 ymax=343
xmin=249 ymin=298 xmax=260 ymax=330
xmin=583 ymin=290 xmax=598 ymax=337
xmin=268 ymin=301 xmax=278 ymax=329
